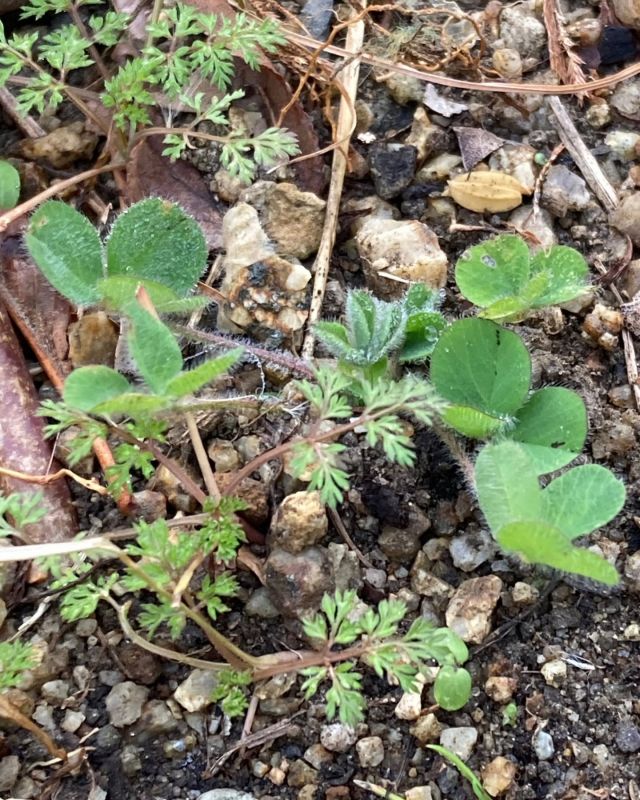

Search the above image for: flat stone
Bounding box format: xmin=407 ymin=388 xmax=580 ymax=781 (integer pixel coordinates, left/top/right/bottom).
xmin=439 ymin=726 xmax=478 ymax=760
xmin=265 ymin=547 xmax=333 ymax=617
xmin=106 ymin=682 xmax=149 ymax=728
xmin=174 ymin=670 xmax=218 ymax=713
xmin=356 ymin=736 xmax=385 ymax=767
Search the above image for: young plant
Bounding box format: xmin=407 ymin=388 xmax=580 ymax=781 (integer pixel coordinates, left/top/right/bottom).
xmin=455 ymin=234 xmax=590 ymax=322
xmin=300 ymin=590 xmax=471 ymax=725
xmin=314 ymin=285 xmax=445 ymax=383
xmin=427 ymin=745 xmax=491 ymax=800
xmin=474 ymin=441 xmax=625 ymax=585
xmin=0 ymin=1 xmax=299 ymax=180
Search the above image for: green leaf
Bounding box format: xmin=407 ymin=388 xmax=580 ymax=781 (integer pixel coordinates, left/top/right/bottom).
xmin=92 ymin=392 xmax=172 ymax=416
xmin=314 ymin=321 xmax=352 ymax=360
xmin=455 ymin=235 xmax=530 ymax=307
xmin=474 ymin=441 xmax=542 ymax=533
xmin=530 ymin=245 xmax=589 ymax=306
xmin=496 ymin=521 xmax=619 ymax=586
xmin=541 ymin=464 xmax=626 ymax=539
xmin=63 ymin=366 xmax=131 ymax=412
xmin=126 ymin=303 xmax=183 ymax=393
xmin=440 ymin=405 xmax=505 ymax=438
xmin=165 ymin=347 xmax=243 ymax=397
xmin=400 ymin=311 xmax=446 ymax=362
xmin=430 ymin=319 xmax=531 ymax=436
xmin=106 ymin=198 xmax=207 ymax=296
xmin=26 ymin=201 xmax=103 ymax=306
xmin=508 ymin=387 xmax=587 ymax=473
xmin=434 ymin=665 xmax=472 ymax=711
xmin=0 ymin=161 xmax=20 ymax=210
xmin=427 ymin=745 xmax=491 ymax=800
xmin=346 ymin=290 xmax=375 ymax=351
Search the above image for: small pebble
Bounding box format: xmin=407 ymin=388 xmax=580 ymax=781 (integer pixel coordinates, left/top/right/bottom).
xmin=541 ymin=659 xmax=567 ymax=688
xmin=61 ymin=710 xmax=85 ymax=733
xmin=356 ymin=736 xmax=385 ymax=767
xmin=439 ymin=727 xmax=478 ymax=760
xmin=615 ymin=720 xmax=640 ymax=753
xmin=532 ymin=728 xmax=555 ymax=760
xmin=320 ymin=723 xmax=357 ymax=753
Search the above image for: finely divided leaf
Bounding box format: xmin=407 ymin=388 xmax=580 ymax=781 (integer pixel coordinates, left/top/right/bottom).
xmin=508 ymin=387 xmax=587 ymax=473
xmin=496 ymin=521 xmax=619 ymax=586
xmin=63 ymin=365 xmax=130 ymax=411
xmin=106 ymin=198 xmax=207 ymax=296
xmin=541 ymin=464 xmax=626 ymax=539
xmin=474 ymin=441 xmax=542 ymax=533
xmin=26 ymin=201 xmax=103 ymax=306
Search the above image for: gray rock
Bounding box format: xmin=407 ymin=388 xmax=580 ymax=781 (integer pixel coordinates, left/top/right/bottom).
xmin=0 ymin=755 xmax=20 ymax=793
xmin=121 ymin=745 xmax=142 ymax=775
xmin=368 ymin=143 xmax=417 ymax=199
xmin=198 ymin=791 xmax=256 ymax=800
xmin=611 ymin=78 xmax=640 ymax=120
xmin=499 ymin=6 xmax=546 ymax=60
xmin=174 ymin=670 xmax=219 ymax=713
xmin=265 ymin=546 xmax=333 ymax=617
xmin=269 ymin=491 xmax=328 ymax=554
xmin=615 ymin=720 xmax=640 ymax=753
xmin=611 ymin=194 xmax=640 ymax=247
xmin=356 ymin=736 xmax=385 ymax=767
xmin=328 ymin=542 xmax=362 ymax=592
xmin=61 ymin=710 xmax=85 ymax=733
xmin=439 ymin=726 xmax=478 ymax=760
xmin=94 ymin=724 xmax=122 ymax=756
xmin=41 ymin=679 xmax=70 ymax=706
xmin=379 ymin=527 xmax=422 ymax=564
xmin=287 ymin=758 xmax=318 ymax=787
xmin=138 ymin=700 xmax=179 ymax=735
xmin=532 ymin=728 xmax=555 ymax=760
xmin=625 ymin=550 xmax=640 ymax=591
xmin=105 ymin=682 xmax=149 ymax=728
xmin=449 ymin=529 xmax=496 ymax=572
xmin=245 ymin=587 xmax=281 ymax=618
xmin=320 ymin=723 xmax=357 ymax=753
xmin=541 ymin=165 xmax=591 ymax=216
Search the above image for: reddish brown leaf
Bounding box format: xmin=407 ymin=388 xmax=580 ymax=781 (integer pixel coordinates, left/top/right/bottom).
xmin=0 ymin=300 xmax=77 ymax=544
xmin=0 ymin=221 xmax=73 ymax=380
xmin=126 ymin=137 xmax=225 ymax=249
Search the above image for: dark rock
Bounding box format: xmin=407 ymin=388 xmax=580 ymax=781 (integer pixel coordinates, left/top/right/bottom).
xmin=265 ymin=547 xmax=333 ymax=617
xmin=368 ymin=144 xmax=417 ymax=199
xmin=94 ymin=725 xmax=122 ymax=757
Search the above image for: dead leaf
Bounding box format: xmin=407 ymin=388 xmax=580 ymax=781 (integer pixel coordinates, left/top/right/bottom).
xmin=0 ymin=300 xmax=77 ymax=544
xmin=447 ymin=170 xmax=528 ymax=213
xmin=68 ymin=311 xmax=119 ymax=368
xmin=0 ymin=221 xmax=73 ymax=378
xmin=126 ymin=137 xmax=225 ymax=249
xmin=454 ymin=127 xmax=504 ymax=172
xmin=423 ymin=84 xmax=468 ymax=117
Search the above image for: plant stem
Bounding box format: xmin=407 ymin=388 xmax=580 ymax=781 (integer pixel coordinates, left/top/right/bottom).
xmin=185 ymin=412 xmax=220 ymax=501
xmin=68 ymin=1 xmax=110 ymax=81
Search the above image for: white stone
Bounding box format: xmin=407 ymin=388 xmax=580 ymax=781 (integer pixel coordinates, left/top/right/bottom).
xmin=356 ymin=736 xmax=385 ymax=767
xmin=541 ymin=659 xmax=567 ymax=688
xmin=174 ymin=670 xmax=219 ymax=713
xmin=105 ymin=682 xmax=149 ymax=728
xmin=439 ymin=726 xmax=478 ymax=760
xmin=320 ymin=723 xmax=357 ymax=753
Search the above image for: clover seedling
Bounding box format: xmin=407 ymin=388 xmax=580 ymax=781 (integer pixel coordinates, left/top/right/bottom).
xmin=474 ymin=441 xmax=625 ymax=584
xmin=314 ymin=285 xmax=445 ymax=382
xmin=430 ymin=318 xmax=587 ymax=472
xmin=455 ymin=234 xmax=590 ymax=322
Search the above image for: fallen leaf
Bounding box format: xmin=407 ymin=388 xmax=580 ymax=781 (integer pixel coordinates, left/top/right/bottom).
xmin=18 ymin=122 xmax=98 ymax=169
xmin=448 ymin=170 xmax=528 ymax=213
xmin=423 ymin=84 xmax=469 ymax=117
xmin=0 ymin=299 xmax=77 ymax=544
xmin=454 ymin=127 xmax=504 ymax=172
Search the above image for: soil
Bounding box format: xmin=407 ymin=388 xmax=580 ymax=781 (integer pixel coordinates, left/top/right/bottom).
xmin=1 ymin=1 xmax=640 ymax=800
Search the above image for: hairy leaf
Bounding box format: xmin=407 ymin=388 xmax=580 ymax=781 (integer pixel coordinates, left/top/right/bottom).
xmin=106 ymin=198 xmax=207 ymax=296
xmin=165 ymin=347 xmax=243 ymax=397
xmin=0 ymin=161 xmax=20 ymax=210
xmin=63 ymin=366 xmax=131 ymax=411
xmin=126 ymin=303 xmax=182 ymax=393
xmin=26 ymin=201 xmax=103 ymax=306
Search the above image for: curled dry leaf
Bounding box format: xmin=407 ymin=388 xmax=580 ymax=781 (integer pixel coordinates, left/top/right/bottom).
xmin=454 ymin=127 xmax=504 ymax=172
xmin=447 ymin=170 xmax=530 ymax=213
xmin=0 ymin=300 xmax=77 ymax=545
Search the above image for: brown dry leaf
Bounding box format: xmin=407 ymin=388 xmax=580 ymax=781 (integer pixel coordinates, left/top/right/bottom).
xmin=454 ymin=127 xmax=504 ymax=172
xmin=543 ymin=0 xmax=589 ymax=90
xmin=68 ymin=311 xmax=119 ymax=368
xmin=0 ymin=300 xmax=77 ymax=544
xmin=0 ymin=222 xmax=73 ymax=378
xmin=447 ymin=170 xmax=529 ymax=213
xmin=126 ymin=137 xmax=226 ymax=249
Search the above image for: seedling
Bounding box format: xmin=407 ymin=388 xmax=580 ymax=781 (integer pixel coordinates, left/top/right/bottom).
xmin=301 ymin=590 xmax=471 ymax=724
xmin=474 ymin=441 xmax=625 ymax=585
xmin=455 ymin=234 xmax=590 ymax=322
xmin=427 ymin=745 xmax=491 ymax=800
xmin=314 ymin=285 xmax=445 ymax=383
xmin=0 ymin=161 xmax=20 ymax=210
xmin=0 ymin=1 xmax=299 ymax=180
